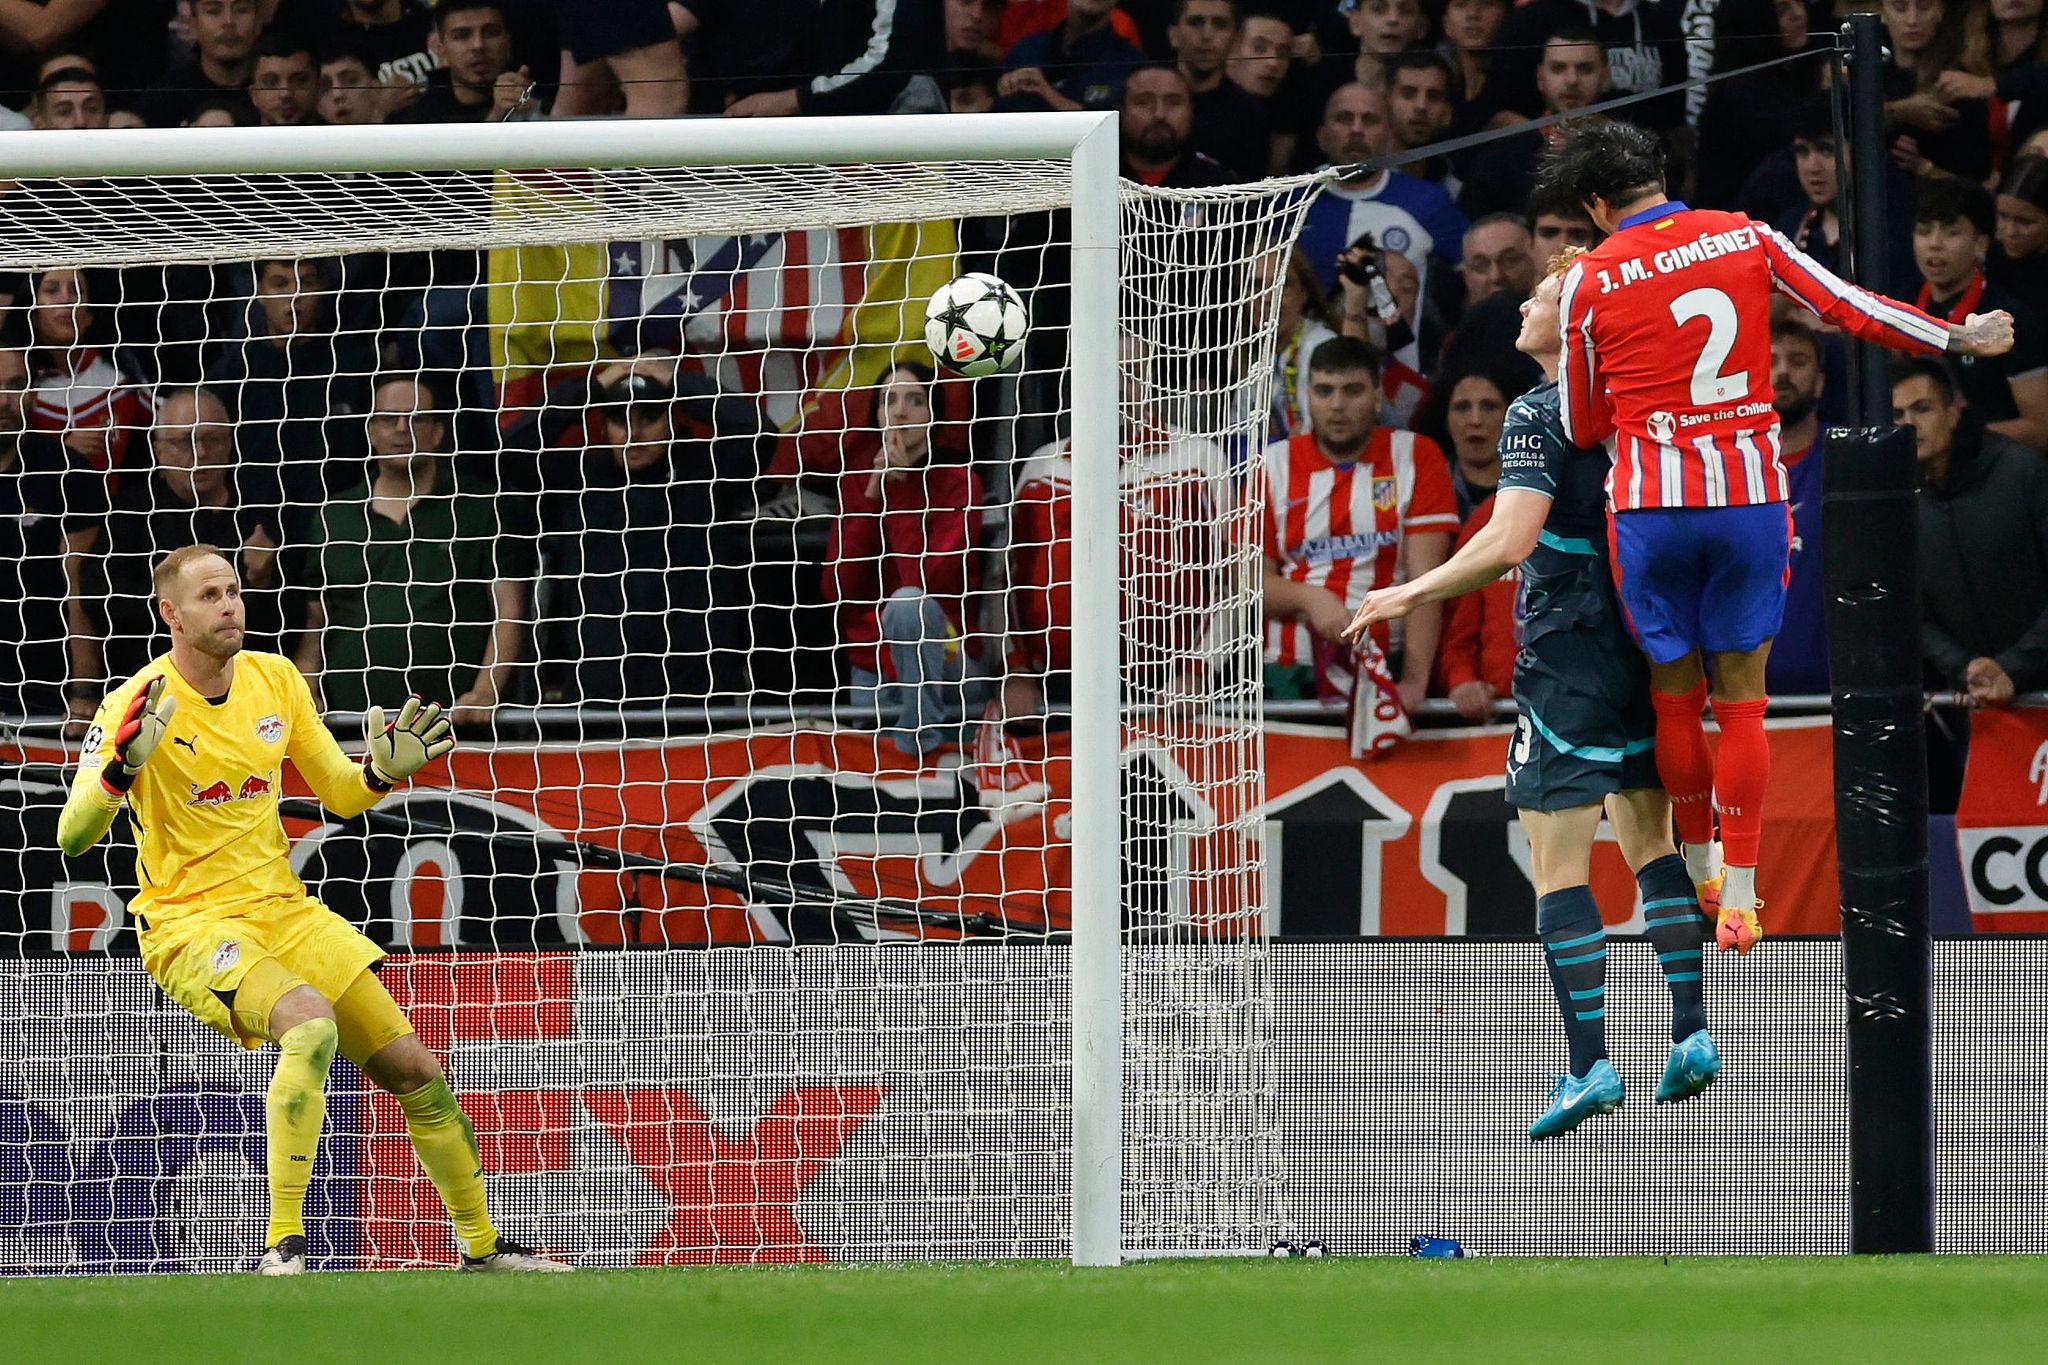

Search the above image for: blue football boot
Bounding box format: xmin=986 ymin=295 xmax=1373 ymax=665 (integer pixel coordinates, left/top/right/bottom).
xmin=1655 ymin=1029 xmax=1721 ymax=1104
xmin=1528 ymin=1059 xmax=1625 ymax=1141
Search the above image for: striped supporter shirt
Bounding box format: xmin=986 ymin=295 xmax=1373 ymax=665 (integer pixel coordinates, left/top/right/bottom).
xmin=1259 ymin=428 xmax=1460 ymax=665
xmin=1558 ymin=202 xmax=1951 ymax=510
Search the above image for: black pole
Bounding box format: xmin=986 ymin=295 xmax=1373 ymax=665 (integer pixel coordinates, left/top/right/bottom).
xmin=1845 ymin=13 xmax=1896 ymax=426
xmin=1830 ymin=11 xmax=1936 ymax=1257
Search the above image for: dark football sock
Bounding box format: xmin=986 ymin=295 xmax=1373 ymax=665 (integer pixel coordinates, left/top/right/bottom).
xmin=1638 ymin=853 xmax=1709 ymax=1042
xmin=1538 ymin=886 xmax=1608 ymax=1078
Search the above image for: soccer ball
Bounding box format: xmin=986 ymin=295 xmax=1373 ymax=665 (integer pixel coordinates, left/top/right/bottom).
xmin=924 ymin=272 xmax=1029 ymax=378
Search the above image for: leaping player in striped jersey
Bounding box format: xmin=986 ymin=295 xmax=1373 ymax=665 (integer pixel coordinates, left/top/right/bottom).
xmin=1538 ymin=119 xmax=2015 ymax=953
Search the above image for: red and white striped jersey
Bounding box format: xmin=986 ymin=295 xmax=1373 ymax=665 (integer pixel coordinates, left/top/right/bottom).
xmin=1558 ymin=202 xmax=1949 ymax=510
xmin=1009 ymin=428 xmax=1224 ymax=676
xmin=28 ymin=348 xmax=150 ymax=474
xmin=1259 ymin=428 xmax=1460 ymax=665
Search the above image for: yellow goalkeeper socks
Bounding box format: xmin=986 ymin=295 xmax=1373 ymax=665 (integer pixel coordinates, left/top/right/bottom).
xmin=394 ymin=1077 xmax=499 ymax=1259
xmin=265 ymin=1017 xmax=338 ymax=1247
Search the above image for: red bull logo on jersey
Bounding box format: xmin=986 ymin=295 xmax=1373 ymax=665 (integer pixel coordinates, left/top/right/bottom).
xmin=187 ymin=774 xmax=274 ymax=806
xmin=257 ymin=714 xmax=284 ymax=744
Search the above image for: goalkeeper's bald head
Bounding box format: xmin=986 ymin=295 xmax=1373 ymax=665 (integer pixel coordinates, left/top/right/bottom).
xmin=155 ymin=543 xmax=246 ymax=661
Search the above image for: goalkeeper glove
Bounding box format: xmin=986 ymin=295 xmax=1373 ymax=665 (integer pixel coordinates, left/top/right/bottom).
xmin=103 ymin=676 xmax=177 ymax=793
xmin=365 ymin=696 xmax=454 ymax=788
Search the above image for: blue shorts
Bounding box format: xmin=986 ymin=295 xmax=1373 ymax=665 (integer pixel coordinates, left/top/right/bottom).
xmin=1608 ymin=504 xmax=1791 ymax=663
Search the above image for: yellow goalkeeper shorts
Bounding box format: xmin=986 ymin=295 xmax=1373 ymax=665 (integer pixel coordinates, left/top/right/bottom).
xmin=140 ymin=895 xmax=387 ymax=1052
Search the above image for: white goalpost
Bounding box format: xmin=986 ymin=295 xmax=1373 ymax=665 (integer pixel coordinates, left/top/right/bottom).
xmin=0 ymin=114 xmax=1314 ymax=1270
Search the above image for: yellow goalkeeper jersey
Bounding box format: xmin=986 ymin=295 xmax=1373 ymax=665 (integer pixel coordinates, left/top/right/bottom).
xmin=63 ymin=651 xmax=384 ymax=928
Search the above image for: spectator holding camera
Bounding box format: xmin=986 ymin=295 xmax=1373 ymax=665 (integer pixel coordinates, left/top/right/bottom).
xmin=1298 ymin=82 xmax=1467 ymax=300
xmin=1334 ymin=235 xmax=1432 ymax=429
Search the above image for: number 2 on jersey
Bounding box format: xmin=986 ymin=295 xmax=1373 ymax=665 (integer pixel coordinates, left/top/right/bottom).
xmin=1669 ymin=287 xmax=1748 ymax=405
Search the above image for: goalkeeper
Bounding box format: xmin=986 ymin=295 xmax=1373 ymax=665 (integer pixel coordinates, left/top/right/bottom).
xmin=1347 ymin=253 xmax=1717 ymax=1140
xmin=58 ymin=543 xmax=570 ymax=1275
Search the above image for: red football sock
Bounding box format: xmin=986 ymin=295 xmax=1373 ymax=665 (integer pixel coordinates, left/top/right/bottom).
xmin=1712 ymin=696 xmax=1772 ymax=868
xmin=1651 ymin=680 xmax=1717 ymax=847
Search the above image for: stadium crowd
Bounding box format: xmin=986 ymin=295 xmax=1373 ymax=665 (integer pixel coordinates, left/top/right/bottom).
xmin=0 ymin=0 xmax=2043 ymax=799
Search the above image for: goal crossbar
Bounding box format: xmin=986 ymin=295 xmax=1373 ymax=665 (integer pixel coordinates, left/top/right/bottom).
xmin=0 ymin=112 xmax=1117 ymax=177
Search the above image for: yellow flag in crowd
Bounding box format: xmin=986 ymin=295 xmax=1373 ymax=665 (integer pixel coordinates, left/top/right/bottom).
xmin=487 ymin=170 xmax=611 ymax=389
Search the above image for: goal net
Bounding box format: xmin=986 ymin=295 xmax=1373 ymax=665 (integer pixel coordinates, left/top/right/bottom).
xmin=0 ymin=116 xmax=1314 ymax=1270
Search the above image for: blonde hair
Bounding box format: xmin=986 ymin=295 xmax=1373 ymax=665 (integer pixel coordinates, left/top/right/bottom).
xmin=152 ymin=543 xmax=228 ymax=604
xmin=1544 ymin=245 xmax=1589 ymax=281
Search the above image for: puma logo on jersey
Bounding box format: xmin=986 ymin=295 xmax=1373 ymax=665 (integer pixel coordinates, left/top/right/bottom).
xmin=172 ymin=736 xmax=196 ymax=752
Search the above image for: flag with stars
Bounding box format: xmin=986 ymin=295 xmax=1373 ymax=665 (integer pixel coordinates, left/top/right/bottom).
xmin=605 ymin=221 xmax=961 ymax=430
xmin=491 ymin=194 xmax=961 ymax=430
xmin=607 ymin=228 xmax=865 ymax=427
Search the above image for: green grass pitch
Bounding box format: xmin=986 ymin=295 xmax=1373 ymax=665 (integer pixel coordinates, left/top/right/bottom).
xmin=8 ymin=1257 xmax=2048 ymax=1363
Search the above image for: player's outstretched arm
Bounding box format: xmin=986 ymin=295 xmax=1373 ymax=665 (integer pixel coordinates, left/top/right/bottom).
xmin=1759 ymin=223 xmax=1955 ymax=354
xmin=283 ymin=662 xmax=452 ymax=819
xmin=1341 ymin=490 xmax=1553 ymax=643
xmin=57 ymin=677 xmax=176 ymax=857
